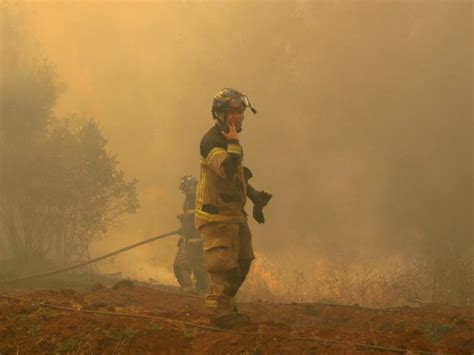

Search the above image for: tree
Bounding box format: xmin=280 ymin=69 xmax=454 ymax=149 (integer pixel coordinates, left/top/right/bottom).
xmin=0 ymin=4 xmax=139 ymax=266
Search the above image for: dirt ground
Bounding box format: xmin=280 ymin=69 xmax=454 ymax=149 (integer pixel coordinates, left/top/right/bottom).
xmin=0 ymin=284 xmax=472 ymax=354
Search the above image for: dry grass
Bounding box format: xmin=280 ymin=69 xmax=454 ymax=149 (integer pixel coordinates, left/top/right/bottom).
xmin=238 ymin=252 xmax=473 ymax=308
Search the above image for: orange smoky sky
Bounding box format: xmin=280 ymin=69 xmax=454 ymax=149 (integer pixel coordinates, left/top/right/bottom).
xmin=12 ymin=0 xmax=472 ymax=277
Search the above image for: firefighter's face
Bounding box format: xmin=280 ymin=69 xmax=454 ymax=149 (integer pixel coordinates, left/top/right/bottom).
xmin=227 ymin=110 xmax=244 ymax=131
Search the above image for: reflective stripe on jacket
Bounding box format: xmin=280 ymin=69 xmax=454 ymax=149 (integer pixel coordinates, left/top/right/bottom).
xmin=195 ymin=125 xmax=248 ymax=228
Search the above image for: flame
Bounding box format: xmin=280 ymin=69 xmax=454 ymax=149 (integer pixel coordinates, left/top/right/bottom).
xmin=250 ymin=252 xmax=281 ymax=292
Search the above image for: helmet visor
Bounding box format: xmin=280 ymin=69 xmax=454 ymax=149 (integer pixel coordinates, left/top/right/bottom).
xmin=228 ymin=95 xmax=249 ymax=111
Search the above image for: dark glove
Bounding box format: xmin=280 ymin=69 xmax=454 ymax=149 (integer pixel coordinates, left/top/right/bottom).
xmin=253 ymin=205 xmax=265 ymax=223
xmin=250 ymin=190 xmax=272 ymax=224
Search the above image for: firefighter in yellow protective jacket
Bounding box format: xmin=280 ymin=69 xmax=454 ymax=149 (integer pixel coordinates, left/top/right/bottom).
xmin=196 ymin=88 xmax=272 ymax=328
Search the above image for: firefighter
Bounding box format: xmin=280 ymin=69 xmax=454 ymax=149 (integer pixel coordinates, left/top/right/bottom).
xmin=174 ymin=174 xmax=209 ymax=294
xmin=195 ymin=88 xmax=272 ymax=328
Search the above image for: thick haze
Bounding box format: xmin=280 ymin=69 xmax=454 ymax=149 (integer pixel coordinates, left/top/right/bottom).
xmin=15 ymin=1 xmax=472 ymax=276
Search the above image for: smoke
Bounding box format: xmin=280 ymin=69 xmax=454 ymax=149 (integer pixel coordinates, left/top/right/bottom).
xmin=7 ymin=1 xmax=473 ymax=276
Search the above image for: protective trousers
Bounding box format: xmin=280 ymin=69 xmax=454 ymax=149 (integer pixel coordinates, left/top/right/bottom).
xmin=199 ymin=222 xmax=254 ymax=316
xmin=173 ymin=238 xmax=209 ymax=293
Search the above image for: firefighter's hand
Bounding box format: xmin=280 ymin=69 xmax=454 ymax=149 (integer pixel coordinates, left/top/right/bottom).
xmin=253 ymin=205 xmax=265 ymax=223
xmin=257 ymin=191 xmax=272 ymax=207
xmin=252 ymin=191 xmax=272 ymax=224
xmin=222 ymin=123 xmax=239 ymax=140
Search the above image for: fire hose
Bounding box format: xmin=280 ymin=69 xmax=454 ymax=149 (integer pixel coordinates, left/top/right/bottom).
xmin=0 ymin=229 xmax=181 ymax=284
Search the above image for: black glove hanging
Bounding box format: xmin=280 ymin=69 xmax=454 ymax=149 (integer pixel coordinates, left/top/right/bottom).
xmin=248 ymin=186 xmax=272 ymax=224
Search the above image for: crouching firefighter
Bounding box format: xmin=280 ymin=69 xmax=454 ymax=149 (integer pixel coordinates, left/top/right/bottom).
xmin=195 ymin=88 xmax=272 ymax=328
xmin=174 ymin=174 xmax=209 ymax=294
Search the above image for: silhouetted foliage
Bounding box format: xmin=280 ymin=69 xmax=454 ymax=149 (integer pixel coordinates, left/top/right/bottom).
xmin=0 ymin=5 xmax=139 ymax=265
